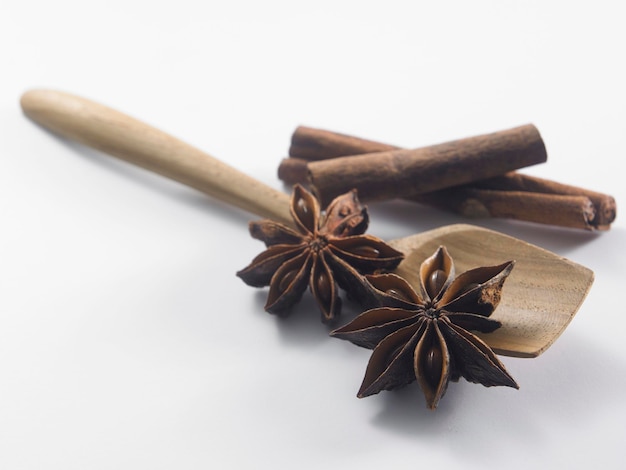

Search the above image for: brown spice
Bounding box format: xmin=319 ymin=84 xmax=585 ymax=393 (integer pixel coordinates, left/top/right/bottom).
xmin=281 ymin=126 xmax=616 ymax=230
xmin=331 ymin=246 xmax=518 ymax=409
xmin=237 ymin=185 xmax=403 ymax=323
xmin=290 ymin=126 xmax=396 ymax=161
xmin=302 ymin=125 xmax=547 ymax=207
xmin=474 ymin=172 xmax=616 ymax=229
xmin=413 ymin=187 xmax=597 ymax=230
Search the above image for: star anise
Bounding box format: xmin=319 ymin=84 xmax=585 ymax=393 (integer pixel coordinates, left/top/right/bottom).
xmin=236 ymin=184 xmax=404 ymax=323
xmin=330 ymin=246 xmax=518 ymax=409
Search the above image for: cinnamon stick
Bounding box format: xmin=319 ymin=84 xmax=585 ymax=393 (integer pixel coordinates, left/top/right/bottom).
xmin=279 ymin=160 xmax=606 ymax=229
xmin=290 ymin=126 xmax=396 ymax=160
xmin=281 ymin=125 xmax=616 ymax=230
xmin=301 ymin=125 xmax=547 ymax=206
xmin=278 ymin=157 xmax=309 ymax=186
xmin=412 ymin=188 xmax=597 ymax=230
xmin=474 ymin=173 xmax=616 ymax=229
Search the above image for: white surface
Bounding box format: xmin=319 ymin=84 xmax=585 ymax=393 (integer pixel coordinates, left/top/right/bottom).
xmin=1 ymin=1 xmax=625 ymax=469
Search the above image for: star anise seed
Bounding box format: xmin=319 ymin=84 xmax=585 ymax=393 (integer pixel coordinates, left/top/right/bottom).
xmin=330 ymin=245 xmax=518 ymax=409
xmin=237 ymin=184 xmax=404 ymax=323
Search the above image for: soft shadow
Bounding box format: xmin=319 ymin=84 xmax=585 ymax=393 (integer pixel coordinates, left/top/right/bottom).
xmin=368 ymin=382 xmax=460 ymax=438
xmin=476 ymin=218 xmax=603 ymax=255
xmin=271 ymin=292 xmax=370 ymax=349
xmin=368 ymin=199 xmax=460 ymax=237
xmin=259 ymin=292 xmax=331 ymax=348
xmin=367 ymin=199 xmax=604 ymax=256
xmin=511 ymin=330 xmax=626 ymax=417
xmin=38 ymin=127 xmax=257 ymax=229
xmin=366 ymin=330 xmax=626 ymax=454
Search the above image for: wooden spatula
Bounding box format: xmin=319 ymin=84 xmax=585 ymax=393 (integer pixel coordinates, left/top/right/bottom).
xmin=20 ymin=89 xmax=594 ymax=358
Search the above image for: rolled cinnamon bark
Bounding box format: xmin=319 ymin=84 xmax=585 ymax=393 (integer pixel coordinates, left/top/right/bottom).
xmin=290 ymin=126 xmax=396 ymax=160
xmin=305 ymin=124 xmax=547 ymax=206
xmin=289 ymin=126 xmax=400 ymax=161
xmin=474 ymin=173 xmax=616 ymax=229
xmin=412 ymin=188 xmax=597 ymax=230
xmin=278 ymin=161 xmax=604 ymax=230
xmin=278 ymin=157 xmax=309 ymax=186
xmin=282 ymin=125 xmax=616 ymax=230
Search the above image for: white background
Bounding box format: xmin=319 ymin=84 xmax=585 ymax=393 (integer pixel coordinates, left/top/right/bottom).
xmin=1 ymin=1 xmax=625 ymax=469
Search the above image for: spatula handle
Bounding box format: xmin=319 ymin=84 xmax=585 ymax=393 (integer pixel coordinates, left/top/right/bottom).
xmin=20 ymin=89 xmax=292 ymax=224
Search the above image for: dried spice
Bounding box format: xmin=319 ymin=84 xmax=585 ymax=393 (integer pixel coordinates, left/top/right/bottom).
xmin=281 ymin=125 xmax=616 ymax=230
xmin=331 ymin=246 xmax=518 ymax=409
xmin=237 ymin=184 xmax=404 ymax=322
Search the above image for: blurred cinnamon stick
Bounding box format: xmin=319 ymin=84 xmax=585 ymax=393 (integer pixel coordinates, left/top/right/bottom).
xmin=289 ymin=127 xmax=396 ymax=160
xmin=279 ymin=126 xmax=616 ymax=230
xmin=412 ymin=188 xmax=598 ymax=230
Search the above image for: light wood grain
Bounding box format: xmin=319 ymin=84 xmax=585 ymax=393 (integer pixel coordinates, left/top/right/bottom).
xmin=20 ymin=89 xmax=594 ymax=358
xmin=391 ymin=225 xmax=593 ymax=358
xmin=20 ymin=89 xmax=293 ymax=224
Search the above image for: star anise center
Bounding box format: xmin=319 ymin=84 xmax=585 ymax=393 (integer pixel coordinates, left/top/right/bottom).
xmin=424 ymin=306 xmax=440 ymax=319
xmin=307 ymin=234 xmax=328 ymax=252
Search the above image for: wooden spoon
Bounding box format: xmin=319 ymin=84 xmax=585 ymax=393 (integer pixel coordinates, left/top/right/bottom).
xmin=20 ymin=89 xmax=594 ymax=358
